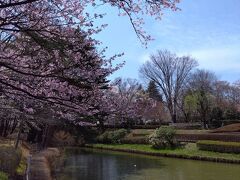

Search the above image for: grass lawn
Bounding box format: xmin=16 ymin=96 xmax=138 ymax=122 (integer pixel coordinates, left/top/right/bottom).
xmin=0 ymin=172 xmax=8 ymax=180
xmin=87 ymin=143 xmax=240 ymax=163
xmin=16 ymin=144 xmax=29 ymax=176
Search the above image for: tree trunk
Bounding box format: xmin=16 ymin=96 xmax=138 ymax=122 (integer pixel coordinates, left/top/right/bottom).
xmin=183 ymin=112 xmax=190 ymax=123
xmin=202 ymin=112 xmax=208 ymax=129
xmin=3 ymin=120 xmax=10 ymax=137
xmin=40 ymin=125 xmax=49 ymax=150
xmin=168 ymin=101 xmax=176 ymax=123
xmin=0 ymin=120 xmax=4 ymax=136
xmin=11 ymin=118 xmax=18 ymax=134
xmin=98 ymin=120 xmax=105 ymax=133
xmin=172 ymin=114 xmax=177 ymax=123
xmin=15 ymin=120 xmax=23 ymax=149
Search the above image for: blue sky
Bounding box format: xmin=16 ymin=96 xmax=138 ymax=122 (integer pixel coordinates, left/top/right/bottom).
xmin=93 ymin=0 xmax=240 ymax=83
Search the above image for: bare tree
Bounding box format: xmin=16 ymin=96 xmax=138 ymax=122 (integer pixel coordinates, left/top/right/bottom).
xmin=139 ymin=50 xmax=198 ymax=123
xmin=189 ymin=69 xmax=217 ymax=92
xmin=188 ymin=69 xmax=217 ymax=128
xmin=228 ymin=81 xmax=240 ymax=106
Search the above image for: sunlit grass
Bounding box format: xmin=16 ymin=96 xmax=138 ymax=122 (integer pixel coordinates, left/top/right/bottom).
xmin=0 ymin=172 xmax=8 ymax=180
xmin=89 ymin=143 xmax=240 ymax=161
xmin=16 ymin=144 xmax=29 ymax=175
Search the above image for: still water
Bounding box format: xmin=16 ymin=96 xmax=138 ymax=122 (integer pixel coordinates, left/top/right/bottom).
xmin=57 ymin=148 xmax=240 ymax=180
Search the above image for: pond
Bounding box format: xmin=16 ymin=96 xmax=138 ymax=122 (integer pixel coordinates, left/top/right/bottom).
xmin=56 ymin=148 xmax=240 ymax=180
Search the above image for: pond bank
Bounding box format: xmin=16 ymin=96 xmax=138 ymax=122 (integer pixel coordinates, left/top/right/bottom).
xmin=86 ymin=144 xmax=240 ymax=164
xmin=57 ymin=147 xmax=240 ymax=180
xmin=27 ymin=148 xmax=60 ymax=180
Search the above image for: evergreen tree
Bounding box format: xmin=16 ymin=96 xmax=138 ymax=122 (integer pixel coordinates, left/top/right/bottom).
xmin=147 ymin=81 xmax=162 ymax=101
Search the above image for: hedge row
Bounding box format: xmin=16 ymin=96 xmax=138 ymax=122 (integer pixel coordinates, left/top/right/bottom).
xmin=96 ymin=129 xmax=128 ymax=144
xmin=170 ymin=123 xmax=202 ymax=130
xmin=197 ymin=140 xmax=240 ymax=153
xmin=121 ymin=137 xmax=148 ymax=144
xmin=176 ymin=133 xmax=240 ymax=142
xmin=121 ymin=134 xmax=240 ymax=145
xmin=104 ymin=125 xmax=162 ymax=129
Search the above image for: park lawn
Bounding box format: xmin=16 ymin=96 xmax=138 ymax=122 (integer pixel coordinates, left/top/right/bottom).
xmin=88 ymin=143 xmax=240 ymax=162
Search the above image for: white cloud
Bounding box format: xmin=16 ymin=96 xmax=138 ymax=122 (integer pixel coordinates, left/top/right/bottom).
xmin=139 ymin=53 xmax=150 ymax=63
xmin=189 ymin=47 xmax=240 ymax=72
xmin=177 ymin=47 xmax=240 ymax=82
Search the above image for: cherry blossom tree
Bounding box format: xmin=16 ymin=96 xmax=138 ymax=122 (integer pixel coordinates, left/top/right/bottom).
xmin=0 ymin=0 xmax=180 ymax=44
xmin=0 ymin=96 xmax=19 ymax=137
xmin=0 ymin=0 xmax=180 ymax=114
xmin=0 ymin=26 xmax=123 ymax=148
xmin=105 ymin=78 xmax=155 ymax=127
xmin=0 ymin=0 xmax=180 ymax=118
xmin=0 ymin=0 xmax=180 ymax=147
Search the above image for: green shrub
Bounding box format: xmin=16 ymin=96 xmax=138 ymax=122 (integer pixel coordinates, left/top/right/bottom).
xmin=111 ymin=129 xmax=128 ymax=143
xmin=0 ymin=172 xmax=8 ymax=180
xmin=96 ymin=131 xmax=111 ymax=143
xmin=149 ymin=126 xmax=177 ymax=149
xmin=197 ymin=140 xmax=240 ymax=153
xmin=96 ymin=129 xmax=128 ymax=144
xmin=121 ymin=136 xmax=148 ymax=144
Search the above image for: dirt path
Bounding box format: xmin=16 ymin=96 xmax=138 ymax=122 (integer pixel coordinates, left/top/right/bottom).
xmin=22 ymin=143 xmax=60 ymax=180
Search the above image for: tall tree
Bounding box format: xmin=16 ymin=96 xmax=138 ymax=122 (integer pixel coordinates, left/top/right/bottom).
xmin=228 ymin=81 xmax=240 ymax=106
xmin=147 ymin=80 xmax=162 ymax=102
xmin=188 ymin=69 xmax=217 ymax=128
xmin=139 ymin=50 xmax=198 ymax=123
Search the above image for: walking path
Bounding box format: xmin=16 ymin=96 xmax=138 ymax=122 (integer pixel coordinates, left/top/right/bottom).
xmin=22 ymin=143 xmax=60 ymax=180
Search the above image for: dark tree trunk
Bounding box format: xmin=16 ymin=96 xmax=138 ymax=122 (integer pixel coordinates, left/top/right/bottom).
xmin=202 ymin=112 xmax=208 ymax=129
xmin=0 ymin=120 xmax=4 ymax=136
xmin=98 ymin=120 xmax=105 ymax=133
xmin=27 ymin=127 xmax=38 ymax=143
xmin=3 ymin=119 xmax=10 ymax=137
xmin=172 ymin=114 xmax=177 ymax=123
xmin=11 ymin=118 xmax=18 ymax=134
xmin=15 ymin=120 xmax=23 ymax=149
xmin=40 ymin=125 xmax=50 ymax=149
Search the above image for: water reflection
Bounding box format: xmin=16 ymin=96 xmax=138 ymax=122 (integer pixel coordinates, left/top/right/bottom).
xmin=57 ymin=148 xmax=240 ymax=180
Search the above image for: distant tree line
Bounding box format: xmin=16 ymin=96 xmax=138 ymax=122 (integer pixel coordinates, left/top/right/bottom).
xmin=139 ymin=50 xmax=240 ymax=128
